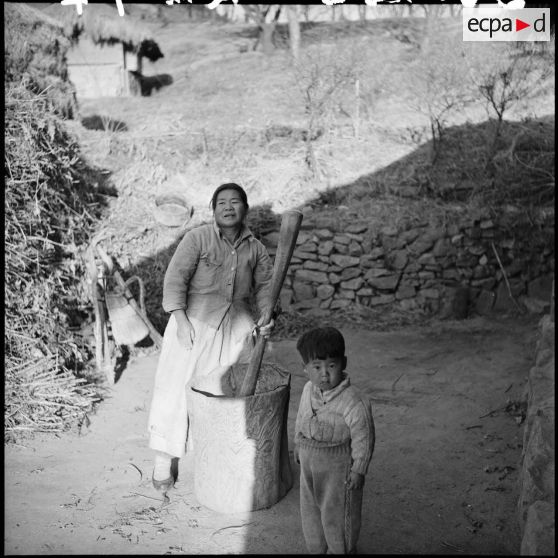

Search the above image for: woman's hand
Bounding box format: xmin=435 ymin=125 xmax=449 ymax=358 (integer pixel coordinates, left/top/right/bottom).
xmin=173 ymin=310 xmax=195 ymax=349
xmin=256 ymin=317 xmax=275 ymax=338
xmin=346 ymin=471 xmax=364 ymax=491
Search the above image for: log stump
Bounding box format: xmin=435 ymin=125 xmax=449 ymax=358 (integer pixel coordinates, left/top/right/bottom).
xmin=187 ymin=364 xmax=293 ymax=513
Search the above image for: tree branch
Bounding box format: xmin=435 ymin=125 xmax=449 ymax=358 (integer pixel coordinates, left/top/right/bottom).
xmin=490 ymin=242 xmax=525 ymax=314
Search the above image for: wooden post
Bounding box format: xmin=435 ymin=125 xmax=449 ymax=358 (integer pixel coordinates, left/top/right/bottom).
xmin=238 ymin=210 xmax=303 ymax=397
xmin=122 ymin=44 xmax=130 ymax=96
xmin=86 ymin=248 xmax=114 ymax=383
xmin=354 ymin=78 xmax=360 ymax=139
xmin=550 ymin=277 xmax=555 ymax=323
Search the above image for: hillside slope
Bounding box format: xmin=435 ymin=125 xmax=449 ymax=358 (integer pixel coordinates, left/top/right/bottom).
xmin=68 ymin=9 xmax=554 ymax=334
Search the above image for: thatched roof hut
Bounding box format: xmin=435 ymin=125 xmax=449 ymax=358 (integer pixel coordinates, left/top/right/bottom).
xmin=37 ymin=2 xmax=164 ymax=98
xmin=40 ymin=2 xmax=163 ymax=61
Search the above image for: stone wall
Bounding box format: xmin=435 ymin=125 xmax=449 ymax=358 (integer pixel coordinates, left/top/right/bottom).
xmin=261 ymin=205 xmax=555 ymax=554
xmin=261 ymin=207 xmax=554 ymax=319
xmin=517 ymin=312 xmax=555 ymax=556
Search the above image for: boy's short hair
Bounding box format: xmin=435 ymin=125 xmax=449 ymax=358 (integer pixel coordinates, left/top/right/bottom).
xmin=296 ymin=327 xmax=346 ymax=364
xmin=210 ymin=183 xmax=249 ymax=211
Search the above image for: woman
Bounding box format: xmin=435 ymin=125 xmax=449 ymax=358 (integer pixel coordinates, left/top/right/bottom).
xmin=147 ymin=183 xmax=275 ymax=491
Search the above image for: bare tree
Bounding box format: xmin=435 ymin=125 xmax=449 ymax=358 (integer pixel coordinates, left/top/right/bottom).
xmin=466 ymin=42 xmax=554 ymax=165
xmin=358 ymin=5 xmax=367 ymax=22
xmin=391 ymin=2 xmax=413 ymax=17
xmin=337 ymin=4 xmax=346 ymax=21
xmin=292 ymin=44 xmax=361 ymax=178
xmin=409 ymin=26 xmax=474 ymax=163
xmin=244 ymin=5 xmax=282 ymax=55
xmin=418 ymin=4 xmax=446 ymax=18
xmin=448 ymin=3 xmax=460 ymax=18
xmin=286 ymin=5 xmax=301 ymax=61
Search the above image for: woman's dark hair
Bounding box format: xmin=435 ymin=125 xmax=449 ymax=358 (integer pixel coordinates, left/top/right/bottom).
xmin=296 ymin=327 xmax=346 ymax=364
xmin=210 ymin=183 xmax=249 ymax=211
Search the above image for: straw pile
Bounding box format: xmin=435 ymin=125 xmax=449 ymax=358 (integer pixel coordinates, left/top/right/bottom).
xmin=5 ymin=5 xmax=108 ymax=442
xmin=5 ymin=81 xmax=108 ymax=441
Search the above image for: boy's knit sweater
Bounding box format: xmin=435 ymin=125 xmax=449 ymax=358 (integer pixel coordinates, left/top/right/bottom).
xmin=295 ymin=374 xmax=375 ymax=476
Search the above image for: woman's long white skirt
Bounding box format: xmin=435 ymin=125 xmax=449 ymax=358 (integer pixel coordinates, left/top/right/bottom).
xmin=147 ymin=312 xmax=254 ymax=457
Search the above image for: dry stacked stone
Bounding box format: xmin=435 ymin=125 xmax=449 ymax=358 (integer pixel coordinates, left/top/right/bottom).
xmin=517 ymin=313 xmax=555 ymax=555
xmin=261 ymin=208 xmax=554 ymax=319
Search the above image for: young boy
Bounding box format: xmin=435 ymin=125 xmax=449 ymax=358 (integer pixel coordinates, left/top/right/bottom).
xmin=294 ymin=326 xmax=375 ymax=554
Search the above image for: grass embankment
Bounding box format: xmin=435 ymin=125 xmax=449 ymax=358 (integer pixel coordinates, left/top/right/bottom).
xmin=75 ymin=14 xmax=554 ymax=336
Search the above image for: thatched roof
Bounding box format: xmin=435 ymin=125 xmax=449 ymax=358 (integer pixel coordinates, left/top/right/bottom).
xmin=5 ymin=3 xmax=77 ymax=117
xmin=4 ymin=2 xmax=66 ymax=34
xmin=38 ymin=2 xmax=163 ymax=61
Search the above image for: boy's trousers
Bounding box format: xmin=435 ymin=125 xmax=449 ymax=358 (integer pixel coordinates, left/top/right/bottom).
xmin=299 ymin=440 xmax=363 ymax=554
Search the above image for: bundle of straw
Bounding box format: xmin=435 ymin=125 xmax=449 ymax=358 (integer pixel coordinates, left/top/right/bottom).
xmin=5 ymin=354 xmax=105 ymax=438
xmin=5 ymin=81 xmax=106 ymax=441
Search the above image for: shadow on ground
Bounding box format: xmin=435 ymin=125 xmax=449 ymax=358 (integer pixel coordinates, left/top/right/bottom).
xmin=81 ymin=114 xmax=129 ymax=132
xmin=131 ymin=72 xmax=174 ymax=96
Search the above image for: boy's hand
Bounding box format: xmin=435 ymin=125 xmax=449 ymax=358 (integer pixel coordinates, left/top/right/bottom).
xmin=346 ymin=471 xmax=364 ymax=491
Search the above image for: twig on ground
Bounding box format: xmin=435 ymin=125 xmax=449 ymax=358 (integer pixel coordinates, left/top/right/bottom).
xmin=128 ymin=492 xmax=162 ymax=502
xmin=441 ymin=540 xmax=464 ymax=552
xmin=128 ymin=463 xmax=143 ymax=480
xmin=479 ymin=407 xmax=502 ymax=419
xmin=391 ymin=373 xmax=404 ymax=392
xmin=210 ymin=522 xmax=257 ymax=538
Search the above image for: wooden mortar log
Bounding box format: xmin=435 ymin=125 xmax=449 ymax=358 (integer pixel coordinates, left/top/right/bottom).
xmin=187 ymin=364 xmax=292 ymax=513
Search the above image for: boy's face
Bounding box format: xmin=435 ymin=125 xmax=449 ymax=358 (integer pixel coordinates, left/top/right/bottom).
xmin=304 ymin=356 xmax=346 ymax=392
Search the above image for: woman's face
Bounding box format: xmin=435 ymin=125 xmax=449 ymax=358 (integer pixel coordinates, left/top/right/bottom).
xmin=214 ymin=189 xmax=247 ymax=229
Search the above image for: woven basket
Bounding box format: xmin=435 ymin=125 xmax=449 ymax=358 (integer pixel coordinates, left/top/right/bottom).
xmin=153 ymin=194 xmax=192 ymax=227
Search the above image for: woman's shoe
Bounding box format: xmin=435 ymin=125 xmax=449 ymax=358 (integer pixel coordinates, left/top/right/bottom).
xmin=152 ymin=472 xmax=174 ymax=493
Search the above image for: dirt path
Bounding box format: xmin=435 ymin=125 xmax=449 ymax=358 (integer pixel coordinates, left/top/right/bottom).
xmin=4 ymin=315 xmax=537 ymax=555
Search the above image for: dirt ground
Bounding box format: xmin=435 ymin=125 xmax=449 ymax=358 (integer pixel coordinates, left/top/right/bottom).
xmin=4 ymin=313 xmax=539 ymax=555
